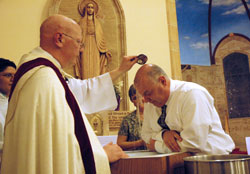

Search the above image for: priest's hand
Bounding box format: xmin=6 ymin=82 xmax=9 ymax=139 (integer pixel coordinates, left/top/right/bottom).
xmin=162 ymin=130 xmax=182 ymax=152
xmin=103 ymin=142 xmax=129 ymax=163
xmin=109 ymin=56 xmax=138 ymax=82
xmin=118 ymin=56 xmax=138 ymax=73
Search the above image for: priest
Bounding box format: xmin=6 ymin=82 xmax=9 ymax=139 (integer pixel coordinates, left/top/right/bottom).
xmin=1 ymin=14 xmax=138 ymax=174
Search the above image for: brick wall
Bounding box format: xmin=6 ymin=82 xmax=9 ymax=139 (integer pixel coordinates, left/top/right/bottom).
xmin=182 ymin=34 xmax=250 ymax=150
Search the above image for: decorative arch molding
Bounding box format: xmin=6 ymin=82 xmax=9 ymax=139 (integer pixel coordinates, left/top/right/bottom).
xmin=214 ymin=33 xmax=250 ymax=126
xmin=214 ymin=33 xmax=250 ymax=67
xmin=208 ymin=0 xmax=250 ymax=64
xmin=49 ymin=0 xmax=129 ymax=110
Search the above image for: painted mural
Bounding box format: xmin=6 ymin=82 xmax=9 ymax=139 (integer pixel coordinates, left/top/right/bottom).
xmin=176 ymin=0 xmax=250 ymax=66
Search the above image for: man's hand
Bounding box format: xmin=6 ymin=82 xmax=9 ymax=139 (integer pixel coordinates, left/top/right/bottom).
xmin=103 ymin=142 xmax=129 ymax=163
xmin=146 ymin=138 xmax=156 ymax=152
xmin=162 ymin=130 xmax=182 ymax=152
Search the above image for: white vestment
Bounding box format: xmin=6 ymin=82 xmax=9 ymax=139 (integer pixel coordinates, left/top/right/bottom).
xmin=1 ymin=47 xmax=117 ymax=174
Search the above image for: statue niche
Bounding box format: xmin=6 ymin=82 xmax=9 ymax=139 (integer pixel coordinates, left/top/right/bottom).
xmin=75 ymin=0 xmax=112 ymax=79
xmin=50 ymin=0 xmax=129 ymax=110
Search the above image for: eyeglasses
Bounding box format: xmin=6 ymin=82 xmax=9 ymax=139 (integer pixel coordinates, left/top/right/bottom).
xmin=61 ymin=33 xmax=84 ymax=48
xmin=0 ymin=73 xmax=15 ymax=79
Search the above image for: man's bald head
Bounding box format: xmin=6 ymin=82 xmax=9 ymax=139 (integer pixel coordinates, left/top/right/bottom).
xmin=40 ymin=14 xmax=80 ymax=46
xmin=39 ymin=15 xmax=82 ymax=68
xmin=134 ymin=64 xmax=168 ymax=87
xmin=134 ymin=64 xmax=170 ymax=107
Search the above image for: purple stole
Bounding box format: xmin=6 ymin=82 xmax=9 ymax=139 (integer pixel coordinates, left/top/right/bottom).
xmin=9 ymin=58 xmax=96 ymax=174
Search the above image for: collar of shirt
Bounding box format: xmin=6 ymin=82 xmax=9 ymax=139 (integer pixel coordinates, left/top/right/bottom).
xmin=38 ymin=47 xmax=62 ymax=68
xmin=19 ymin=47 xmax=62 ymax=71
xmin=31 ymin=47 xmax=70 ymax=80
xmin=37 ymin=47 xmax=74 ymax=80
xmin=0 ymin=92 xmax=8 ymax=101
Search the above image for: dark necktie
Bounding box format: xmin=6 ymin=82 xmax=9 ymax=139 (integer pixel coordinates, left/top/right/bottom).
xmin=157 ymin=105 xmax=169 ymax=130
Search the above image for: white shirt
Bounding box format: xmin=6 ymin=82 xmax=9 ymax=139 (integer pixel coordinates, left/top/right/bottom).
xmin=142 ymin=79 xmax=235 ymax=155
xmin=0 ymin=93 xmax=8 ymax=149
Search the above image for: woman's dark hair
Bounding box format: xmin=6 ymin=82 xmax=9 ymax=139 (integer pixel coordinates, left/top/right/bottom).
xmin=0 ymin=58 xmax=16 ymax=72
xmin=128 ymin=84 xmax=136 ymax=102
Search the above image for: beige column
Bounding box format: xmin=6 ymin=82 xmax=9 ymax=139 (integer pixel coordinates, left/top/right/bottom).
xmin=165 ymin=0 xmax=182 ymax=80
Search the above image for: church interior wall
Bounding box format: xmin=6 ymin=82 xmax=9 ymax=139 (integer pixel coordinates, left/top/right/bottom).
xmin=2 ymin=0 xmax=248 ymax=153
xmin=182 ymin=35 xmax=250 ymax=151
xmin=0 ymin=0 xmax=173 ymax=111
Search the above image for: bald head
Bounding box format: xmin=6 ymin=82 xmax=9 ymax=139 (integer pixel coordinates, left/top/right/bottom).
xmin=40 ymin=14 xmax=79 ymax=46
xmin=39 ymin=15 xmax=82 ymax=68
xmin=134 ymin=64 xmax=170 ymax=107
xmin=134 ymin=64 xmax=168 ymax=87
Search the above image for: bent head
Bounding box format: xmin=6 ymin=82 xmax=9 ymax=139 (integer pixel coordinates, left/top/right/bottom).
xmin=0 ymin=58 xmax=16 ymax=97
xmin=134 ymin=64 xmax=170 ymax=108
xmin=40 ymin=14 xmax=83 ymax=68
xmin=128 ymin=84 xmax=144 ymax=112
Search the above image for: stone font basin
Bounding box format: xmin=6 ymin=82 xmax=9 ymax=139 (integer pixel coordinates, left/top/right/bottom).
xmin=125 ymin=150 xmax=183 ymax=158
xmin=111 ymin=151 xmax=191 ymax=174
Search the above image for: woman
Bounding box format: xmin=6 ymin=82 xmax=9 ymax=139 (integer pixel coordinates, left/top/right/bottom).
xmin=117 ymin=85 xmax=146 ymax=150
